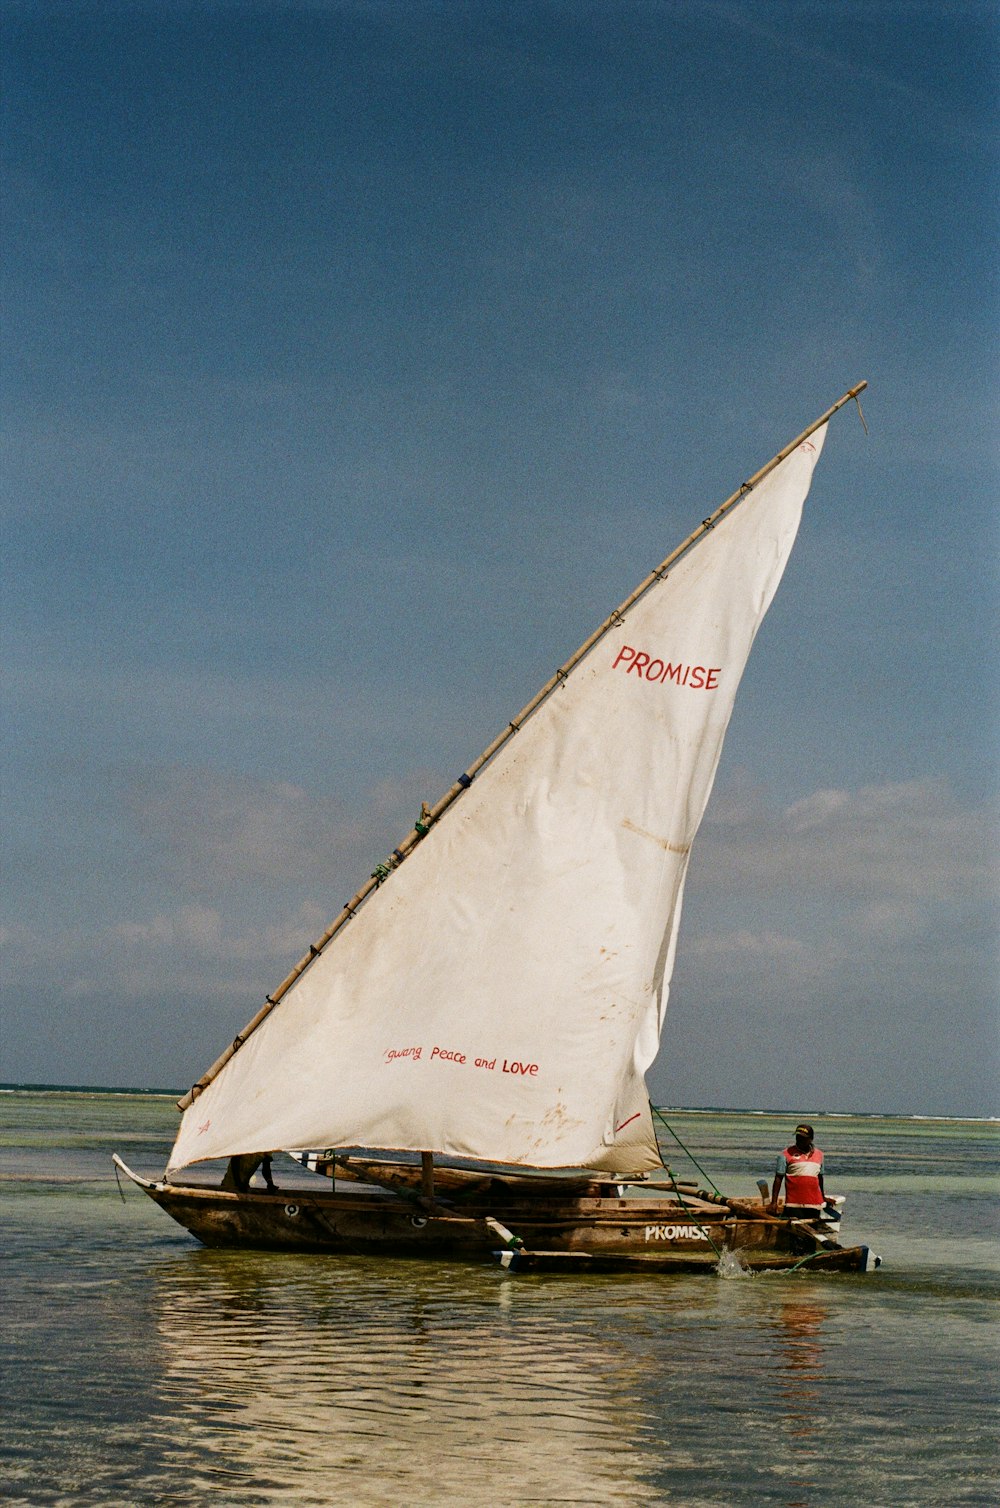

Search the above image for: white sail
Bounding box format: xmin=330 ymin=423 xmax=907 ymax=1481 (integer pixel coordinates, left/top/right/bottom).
xmin=169 ymin=427 xmax=827 ymax=1175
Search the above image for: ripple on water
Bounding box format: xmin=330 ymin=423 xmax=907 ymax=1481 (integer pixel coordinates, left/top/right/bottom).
xmin=3 ymin=1101 xmax=998 ymax=1505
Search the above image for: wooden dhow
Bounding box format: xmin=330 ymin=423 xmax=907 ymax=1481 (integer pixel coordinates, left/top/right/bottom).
xmin=117 ymin=386 xmax=881 ymax=1276
xmin=113 ymin=1155 xmax=880 ymax=1273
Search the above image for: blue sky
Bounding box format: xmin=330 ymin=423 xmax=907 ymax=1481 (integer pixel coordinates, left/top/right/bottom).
xmin=2 ymin=0 xmax=996 ymax=1117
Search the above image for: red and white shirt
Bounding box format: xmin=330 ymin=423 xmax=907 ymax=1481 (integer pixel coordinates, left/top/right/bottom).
xmin=776 ymin=1144 xmax=824 ymax=1207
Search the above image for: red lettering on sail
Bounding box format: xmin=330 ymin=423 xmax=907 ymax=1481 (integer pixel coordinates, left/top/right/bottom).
xmin=382 ymin=1048 xmax=540 ymax=1074
xmin=431 ymin=1046 xmax=466 ymax=1065
xmin=612 ymin=644 xmax=721 ymax=691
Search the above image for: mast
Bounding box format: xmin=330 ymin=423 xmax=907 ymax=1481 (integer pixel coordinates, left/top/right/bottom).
xmin=178 ymin=382 xmax=867 ymax=1114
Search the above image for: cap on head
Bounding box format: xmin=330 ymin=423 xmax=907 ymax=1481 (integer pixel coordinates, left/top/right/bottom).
xmin=794 ymin=1123 xmax=814 ymax=1141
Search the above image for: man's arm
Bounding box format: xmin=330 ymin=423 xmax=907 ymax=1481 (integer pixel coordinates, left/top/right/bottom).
xmin=769 ymin=1170 xmax=783 ymax=1213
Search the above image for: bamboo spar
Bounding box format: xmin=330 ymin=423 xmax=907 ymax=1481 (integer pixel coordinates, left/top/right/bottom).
xmin=177 ymin=382 xmax=868 ymax=1113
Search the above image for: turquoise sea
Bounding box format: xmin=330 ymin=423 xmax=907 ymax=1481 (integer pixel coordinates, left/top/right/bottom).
xmin=2 ymin=1089 xmax=997 ymax=1506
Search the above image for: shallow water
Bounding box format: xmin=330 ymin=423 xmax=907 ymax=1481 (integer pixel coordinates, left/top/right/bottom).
xmin=2 ymin=1091 xmax=997 ymax=1505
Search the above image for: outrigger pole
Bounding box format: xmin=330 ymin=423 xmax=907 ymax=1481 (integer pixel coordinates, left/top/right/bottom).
xmin=178 ymin=382 xmax=868 ymax=1112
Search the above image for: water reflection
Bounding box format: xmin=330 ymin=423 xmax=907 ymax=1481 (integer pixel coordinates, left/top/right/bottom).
xmin=774 ymin=1298 xmax=826 ymax=1421
xmin=768 ymin=1296 xmax=829 ymax=1507
xmin=149 ymin=1252 xmax=665 ymax=1505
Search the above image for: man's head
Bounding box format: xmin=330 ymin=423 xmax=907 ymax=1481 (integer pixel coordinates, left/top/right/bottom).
xmin=794 ymin=1123 xmax=814 ymax=1149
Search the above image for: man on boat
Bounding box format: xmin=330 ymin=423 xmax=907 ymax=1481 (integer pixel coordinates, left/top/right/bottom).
xmin=221 ymin=1153 xmax=276 ymax=1192
xmin=770 ymin=1124 xmax=824 ymax=1217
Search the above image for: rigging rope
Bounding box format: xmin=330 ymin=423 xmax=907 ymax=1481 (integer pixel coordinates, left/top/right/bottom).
xmin=853 ymin=391 xmax=869 ymax=434
xmin=660 ymin=1166 xmax=725 ymax=1262
xmin=781 ymin=1247 xmax=828 ymax=1275
xmin=651 ymin=1104 xmax=722 ymax=1195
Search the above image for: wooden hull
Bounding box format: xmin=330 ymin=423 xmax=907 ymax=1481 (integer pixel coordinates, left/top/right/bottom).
xmin=114 ymin=1159 xmax=880 ymax=1274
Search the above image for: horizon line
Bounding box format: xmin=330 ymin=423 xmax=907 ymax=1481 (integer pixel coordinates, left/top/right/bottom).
xmin=0 ymin=1083 xmax=995 ymax=1123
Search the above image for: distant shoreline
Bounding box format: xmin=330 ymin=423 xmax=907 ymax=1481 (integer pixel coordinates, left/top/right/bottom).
xmin=0 ymin=1083 xmax=995 ymax=1122
xmin=0 ymin=1082 xmax=182 ymax=1098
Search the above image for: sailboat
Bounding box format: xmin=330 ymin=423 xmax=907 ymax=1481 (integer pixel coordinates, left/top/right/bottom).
xmin=115 ymin=384 xmax=881 ymax=1274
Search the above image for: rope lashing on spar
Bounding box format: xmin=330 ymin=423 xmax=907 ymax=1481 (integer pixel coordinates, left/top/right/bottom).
xmin=372 ymin=849 xmax=407 ymax=885
xmin=373 ymin=778 xmax=472 ymax=883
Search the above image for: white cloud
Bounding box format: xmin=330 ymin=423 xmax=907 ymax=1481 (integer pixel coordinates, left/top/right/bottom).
xmin=4 ymin=770 xmax=995 ymax=1110
xmin=658 ymin=779 xmax=998 ymax=1114
xmin=685 ymin=929 xmax=809 ymax=964
xmin=786 ymin=788 xmax=852 ymax=831
xmin=2 ymin=764 xmax=444 ymax=1021
xmin=122 ymin=764 xmax=441 ymax=889
xmin=672 ymin=774 xmax=998 ymax=1051
xmin=12 ymin=773 xmax=995 ymax=1003
xmin=692 ymin=775 xmax=994 ymax=910
xmin=5 ymin=898 xmax=334 ymax=1009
